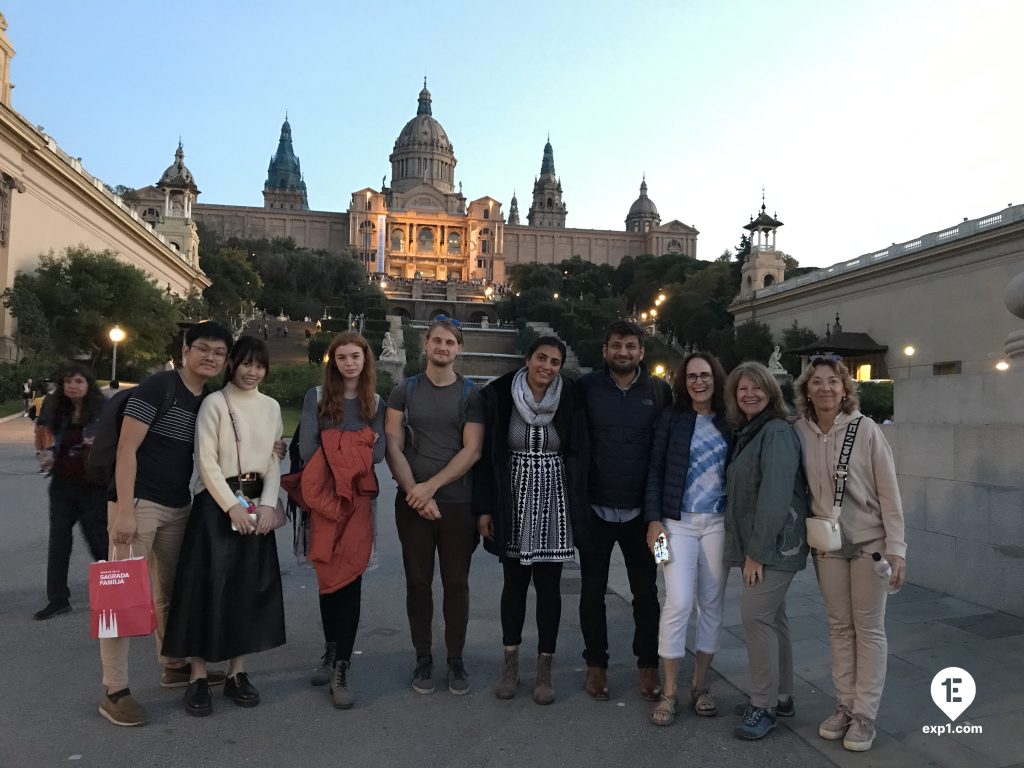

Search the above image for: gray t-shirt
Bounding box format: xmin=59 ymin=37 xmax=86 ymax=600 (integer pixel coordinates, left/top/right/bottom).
xmin=387 ymin=374 xmax=484 ymax=503
xmin=298 ymin=388 xmax=386 ymax=465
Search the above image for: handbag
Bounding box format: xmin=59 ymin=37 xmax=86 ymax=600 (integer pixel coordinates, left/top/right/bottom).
xmin=807 ymin=417 xmax=862 ymax=552
xmin=221 ymin=390 xmax=287 ymax=531
xmin=89 ymin=545 xmax=157 ymax=639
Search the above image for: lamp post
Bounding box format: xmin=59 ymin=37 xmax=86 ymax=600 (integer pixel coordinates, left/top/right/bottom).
xmin=109 ymin=324 xmax=126 ymax=385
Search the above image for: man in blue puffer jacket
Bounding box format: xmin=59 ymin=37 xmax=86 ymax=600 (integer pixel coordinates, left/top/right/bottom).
xmin=576 ymin=320 xmax=672 ymax=701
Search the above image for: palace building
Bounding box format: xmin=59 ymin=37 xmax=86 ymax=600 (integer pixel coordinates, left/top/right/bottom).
xmin=175 ymin=81 xmax=700 ymax=281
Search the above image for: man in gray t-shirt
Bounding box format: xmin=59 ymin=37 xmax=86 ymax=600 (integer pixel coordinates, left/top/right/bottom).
xmin=385 ymin=317 xmax=484 ymax=697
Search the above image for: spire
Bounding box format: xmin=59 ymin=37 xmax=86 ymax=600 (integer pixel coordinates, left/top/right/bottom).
xmin=264 ymin=116 xmax=308 ymax=209
xmin=508 ymin=190 xmax=520 ymax=225
xmin=539 ymin=137 xmax=556 ymax=178
xmin=639 ymin=174 xmax=648 ymax=196
xmin=174 ymin=140 xmax=184 ymax=163
xmin=417 ymin=77 xmax=432 ymax=116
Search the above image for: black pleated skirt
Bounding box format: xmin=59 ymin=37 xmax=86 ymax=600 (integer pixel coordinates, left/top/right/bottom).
xmin=163 ymin=490 xmax=285 ymax=662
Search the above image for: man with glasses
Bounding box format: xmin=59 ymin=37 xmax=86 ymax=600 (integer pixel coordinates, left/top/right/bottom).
xmin=99 ymin=321 xmax=234 ymax=727
xmin=577 ymin=320 xmax=672 ymax=701
xmin=385 ymin=316 xmax=484 ymax=696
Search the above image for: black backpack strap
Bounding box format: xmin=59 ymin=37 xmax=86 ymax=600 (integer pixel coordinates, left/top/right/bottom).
xmin=832 ymin=416 xmax=863 ymax=509
xmin=153 ymin=372 xmax=178 ymax=427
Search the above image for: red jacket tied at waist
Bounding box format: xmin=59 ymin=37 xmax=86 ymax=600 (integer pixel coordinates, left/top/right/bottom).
xmin=281 ymin=426 xmax=378 ymax=594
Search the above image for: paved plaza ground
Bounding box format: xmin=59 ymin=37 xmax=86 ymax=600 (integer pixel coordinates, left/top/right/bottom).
xmin=1 ymin=414 xmax=1020 ymax=768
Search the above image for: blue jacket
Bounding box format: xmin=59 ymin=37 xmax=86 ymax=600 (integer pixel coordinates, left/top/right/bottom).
xmin=644 ymin=407 xmax=732 ymax=523
xmin=577 ymin=366 xmax=672 ymax=509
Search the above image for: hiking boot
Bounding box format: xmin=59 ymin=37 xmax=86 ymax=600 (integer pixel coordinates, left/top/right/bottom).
xmin=639 ymin=667 xmax=662 ymax=701
xmin=818 ymin=703 xmax=853 ymax=740
xmin=585 ymin=666 xmax=609 ymax=701
xmin=494 ymin=648 xmax=520 ymax=700
xmin=412 ymin=655 xmax=435 ymax=694
xmin=533 ymin=653 xmax=555 ymax=705
xmin=447 ymin=657 xmax=470 ymax=695
xmin=224 ymin=672 xmax=260 ymax=707
xmin=34 ymin=601 xmax=71 ymax=621
xmin=184 ymin=678 xmax=212 ymax=717
xmin=734 ymin=696 xmax=795 ymax=718
xmin=330 ymin=660 xmax=354 ymax=709
xmin=733 ymin=705 xmax=777 ymax=740
xmin=843 ymin=713 xmax=876 ymax=752
xmin=98 ymin=689 xmax=147 ymax=727
xmin=162 ymin=663 xmax=226 ymax=689
xmin=311 ymin=641 xmax=337 ymax=686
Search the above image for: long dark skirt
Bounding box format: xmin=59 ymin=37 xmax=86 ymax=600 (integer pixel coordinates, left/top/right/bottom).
xmin=163 ymin=490 xmax=285 ymax=662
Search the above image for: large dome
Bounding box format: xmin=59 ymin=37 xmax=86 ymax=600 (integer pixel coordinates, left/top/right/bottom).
xmin=158 ymin=142 xmax=197 ymax=190
xmin=627 ymin=178 xmax=659 ymax=217
xmin=389 ymin=81 xmax=457 ymax=195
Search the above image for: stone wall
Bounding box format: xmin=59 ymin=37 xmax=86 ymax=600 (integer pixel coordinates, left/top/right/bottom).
xmin=883 ymin=369 xmax=1024 ymax=616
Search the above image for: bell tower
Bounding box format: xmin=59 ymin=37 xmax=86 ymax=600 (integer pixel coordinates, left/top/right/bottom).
xmin=527 ymin=136 xmax=567 ymax=228
xmin=739 ymin=194 xmax=785 ymax=299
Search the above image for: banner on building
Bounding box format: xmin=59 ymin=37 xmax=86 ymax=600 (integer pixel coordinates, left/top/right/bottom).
xmin=376 ymin=214 xmax=386 ymax=273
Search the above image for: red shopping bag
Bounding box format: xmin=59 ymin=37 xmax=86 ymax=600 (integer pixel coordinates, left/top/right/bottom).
xmin=89 ymin=549 xmax=156 ymax=639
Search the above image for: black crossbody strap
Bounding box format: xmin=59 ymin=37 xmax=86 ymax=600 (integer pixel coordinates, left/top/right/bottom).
xmin=832 ymin=417 xmax=863 ymax=509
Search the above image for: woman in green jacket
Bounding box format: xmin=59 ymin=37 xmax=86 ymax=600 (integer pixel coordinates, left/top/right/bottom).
xmin=724 ymin=362 xmax=809 ymax=741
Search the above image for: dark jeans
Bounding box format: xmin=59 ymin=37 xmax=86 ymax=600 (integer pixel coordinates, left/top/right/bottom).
xmin=46 ymin=475 xmax=108 ymax=605
xmin=579 ymin=511 xmax=660 ymax=669
xmin=394 ymin=497 xmax=478 ymax=658
xmin=319 ymin=576 xmax=362 ymax=663
xmin=501 ymin=561 xmax=564 ymax=654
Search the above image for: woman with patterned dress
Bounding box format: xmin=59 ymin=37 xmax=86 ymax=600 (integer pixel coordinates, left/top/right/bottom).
xmin=474 ymin=336 xmax=590 ymax=704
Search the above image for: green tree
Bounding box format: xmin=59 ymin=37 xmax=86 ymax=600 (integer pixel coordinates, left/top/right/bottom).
xmin=733 ymin=321 xmax=775 ymax=368
xmin=1 ymin=247 xmax=179 ymax=372
xmin=200 ymin=248 xmax=263 ymax=329
xmin=779 ymin=320 xmax=819 ymax=376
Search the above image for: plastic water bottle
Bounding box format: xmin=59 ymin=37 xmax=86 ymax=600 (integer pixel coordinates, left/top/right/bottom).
xmin=871 ymin=552 xmax=900 ymax=594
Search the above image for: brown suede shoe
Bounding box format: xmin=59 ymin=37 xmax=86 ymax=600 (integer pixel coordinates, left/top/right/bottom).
xmin=585 ymin=666 xmax=609 ymax=701
xmin=639 ymin=667 xmax=662 ymax=701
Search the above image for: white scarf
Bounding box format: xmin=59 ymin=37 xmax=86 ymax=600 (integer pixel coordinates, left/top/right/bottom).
xmin=511 ymin=367 xmax=562 ymax=427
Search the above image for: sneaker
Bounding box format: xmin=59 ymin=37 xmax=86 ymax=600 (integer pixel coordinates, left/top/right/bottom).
xmin=162 ymin=663 xmax=226 ymax=688
xmin=447 ymin=657 xmax=470 ymax=695
xmin=733 ymin=705 xmax=777 ymax=740
xmin=734 ymin=696 xmax=795 ymax=718
xmin=331 ymin=660 xmax=354 ymax=709
xmin=33 ymin=601 xmax=71 ymax=620
xmin=412 ymin=655 xmax=435 ymax=694
xmin=843 ymin=713 xmax=876 ymax=752
xmin=819 ymin=703 xmax=853 ymax=740
xmin=98 ymin=689 xmax=147 ymax=727
xmin=184 ymin=678 xmax=212 ymax=717
xmin=224 ymin=672 xmax=260 ymax=708
xmin=311 ymin=641 xmax=336 ymax=687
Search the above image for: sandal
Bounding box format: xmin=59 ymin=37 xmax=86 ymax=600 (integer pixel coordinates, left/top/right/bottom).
xmin=650 ymin=694 xmax=678 ymax=726
xmin=691 ymin=687 xmax=717 ymax=717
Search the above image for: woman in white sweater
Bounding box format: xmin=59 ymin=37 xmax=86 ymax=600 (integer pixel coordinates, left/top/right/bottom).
xmin=793 ymin=357 xmax=906 ymax=753
xmin=163 ymin=336 xmax=286 ymax=717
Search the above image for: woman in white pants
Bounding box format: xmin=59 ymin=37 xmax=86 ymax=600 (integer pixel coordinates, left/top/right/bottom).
xmin=645 ymin=353 xmax=731 ymax=726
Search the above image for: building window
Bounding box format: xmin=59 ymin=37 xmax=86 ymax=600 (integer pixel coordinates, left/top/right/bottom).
xmin=855 ymin=364 xmax=872 ymax=381
xmin=417 ymin=226 xmax=434 ymax=253
xmin=483 ymin=208 xmax=490 ymax=219
xmin=477 ymin=259 xmax=485 ymax=268
xmin=391 ymin=229 xmax=404 ymax=252
xmin=933 ymin=361 xmax=961 ymax=376
xmin=481 ymin=240 xmax=489 ymax=254
xmin=546 ymin=197 xmax=553 ymax=208
xmin=447 ymin=232 xmax=461 ymax=254
xmin=763 ymin=274 xmax=775 ymax=287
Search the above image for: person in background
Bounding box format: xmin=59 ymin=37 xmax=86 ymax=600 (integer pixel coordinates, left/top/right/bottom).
xmin=34 ymin=365 xmax=108 ymax=620
xmin=723 ymin=362 xmax=809 ymax=741
xmin=794 ymin=357 xmax=906 ymax=752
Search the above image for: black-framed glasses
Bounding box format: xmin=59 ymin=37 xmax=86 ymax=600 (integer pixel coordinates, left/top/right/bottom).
xmin=809 ymin=354 xmax=842 ymax=365
xmin=685 ymin=372 xmax=713 ymax=383
xmin=432 ymin=314 xmax=463 ymax=329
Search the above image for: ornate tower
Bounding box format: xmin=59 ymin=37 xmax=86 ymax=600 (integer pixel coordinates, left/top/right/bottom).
xmin=154 ymin=141 xmax=200 ymax=268
xmin=389 ymin=79 xmax=457 ymax=196
xmin=263 ymin=116 xmax=308 ymax=210
xmin=507 ymin=190 xmax=520 ymax=225
xmin=738 ymin=195 xmax=785 ymax=299
xmin=527 ymin=137 xmax=567 ymax=228
xmin=625 ymin=175 xmax=661 ymax=232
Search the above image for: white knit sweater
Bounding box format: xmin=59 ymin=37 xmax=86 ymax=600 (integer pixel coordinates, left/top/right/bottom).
xmin=194 ymin=382 xmax=283 ymax=512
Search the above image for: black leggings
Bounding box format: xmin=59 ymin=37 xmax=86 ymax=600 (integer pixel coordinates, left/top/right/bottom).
xmin=500 ymin=561 xmax=563 ymax=654
xmin=318 ymin=576 xmax=362 ymax=663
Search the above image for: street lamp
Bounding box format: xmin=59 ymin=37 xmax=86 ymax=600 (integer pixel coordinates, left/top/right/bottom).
xmin=553 ymin=292 xmax=559 ymax=300
xmin=109 ymin=324 xmax=126 ymax=385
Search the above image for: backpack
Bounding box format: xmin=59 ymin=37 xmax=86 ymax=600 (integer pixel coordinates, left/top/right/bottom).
xmin=87 ymin=372 xmax=179 ymax=488
xmin=403 ymin=373 xmax=475 ymax=451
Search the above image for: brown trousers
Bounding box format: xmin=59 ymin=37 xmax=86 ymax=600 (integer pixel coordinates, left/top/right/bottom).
xmin=394 ymin=497 xmax=478 ymax=658
xmin=739 ymin=567 xmax=796 ymax=709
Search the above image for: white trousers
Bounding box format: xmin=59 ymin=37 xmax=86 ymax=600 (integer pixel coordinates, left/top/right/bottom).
xmin=657 ymin=513 xmax=727 ymax=659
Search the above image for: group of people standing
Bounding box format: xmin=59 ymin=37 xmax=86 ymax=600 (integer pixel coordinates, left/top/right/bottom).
xmin=31 ymin=314 xmax=905 ymax=753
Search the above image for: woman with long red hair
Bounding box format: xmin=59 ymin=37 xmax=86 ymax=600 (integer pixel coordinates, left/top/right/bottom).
xmin=296 ymin=331 xmax=385 ymax=709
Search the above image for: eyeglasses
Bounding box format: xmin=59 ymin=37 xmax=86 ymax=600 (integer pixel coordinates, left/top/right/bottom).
xmin=809 ymin=355 xmax=842 ymax=365
xmin=189 ymin=344 xmax=228 ymax=360
xmin=686 ymin=372 xmax=713 ymax=383
xmin=432 ymin=314 xmax=463 ymax=329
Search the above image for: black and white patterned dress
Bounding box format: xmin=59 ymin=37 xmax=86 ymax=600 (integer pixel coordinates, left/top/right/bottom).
xmin=507 ymin=409 xmax=574 ymax=564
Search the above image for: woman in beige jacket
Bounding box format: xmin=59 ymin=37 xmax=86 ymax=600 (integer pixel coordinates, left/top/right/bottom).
xmin=793 ymin=357 xmax=906 ymax=753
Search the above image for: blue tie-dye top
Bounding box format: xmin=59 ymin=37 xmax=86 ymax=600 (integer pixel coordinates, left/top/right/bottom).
xmin=680 ymin=414 xmax=728 ymax=514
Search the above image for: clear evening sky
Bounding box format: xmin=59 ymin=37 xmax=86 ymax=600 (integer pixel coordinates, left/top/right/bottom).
xmin=5 ymin=0 xmax=1020 ymax=268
